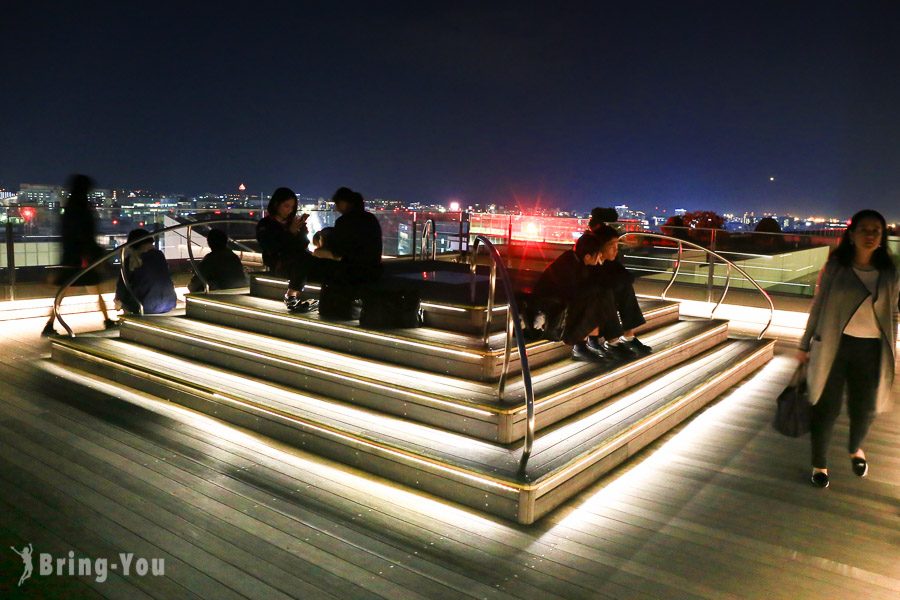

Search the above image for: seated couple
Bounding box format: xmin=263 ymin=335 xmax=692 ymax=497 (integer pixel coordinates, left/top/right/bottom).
xmin=531 ymin=226 xmax=651 ymax=362
xmin=256 ymin=186 xmax=382 ymax=313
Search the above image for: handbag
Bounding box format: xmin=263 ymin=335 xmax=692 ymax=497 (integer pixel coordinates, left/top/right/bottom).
xmin=773 ymin=363 xmax=811 ymax=437
xmin=359 ymin=286 xmax=422 ymax=329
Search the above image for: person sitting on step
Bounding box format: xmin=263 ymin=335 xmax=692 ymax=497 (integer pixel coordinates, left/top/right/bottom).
xmin=531 ymin=232 xmax=624 ymax=362
xmin=255 ymin=187 xmax=310 ymax=278
xmin=281 ymin=187 xmax=382 ymax=314
xmin=115 ymin=228 xmax=177 ymax=315
xmin=187 ymin=228 xmax=248 ymax=293
xmin=587 ymin=224 xmax=652 ymax=357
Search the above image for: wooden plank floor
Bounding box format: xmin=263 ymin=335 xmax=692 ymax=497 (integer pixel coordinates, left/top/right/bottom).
xmin=1 ymin=312 xmax=898 ymax=599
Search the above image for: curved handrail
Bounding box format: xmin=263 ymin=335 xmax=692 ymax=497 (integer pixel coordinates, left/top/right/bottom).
xmin=418 ymin=219 xmax=436 ymax=261
xmin=619 ymin=232 xmax=775 ymax=339
xmin=52 ymin=218 xmax=259 ymax=337
xmin=468 ymin=236 xmax=536 ymax=471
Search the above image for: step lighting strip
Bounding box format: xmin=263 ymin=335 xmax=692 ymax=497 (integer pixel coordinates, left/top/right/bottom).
xmin=187 ymin=297 xmax=487 ymax=359
xmin=122 ymin=320 xmax=496 ymax=417
xmin=53 ymin=342 xmax=520 ymax=494
xmin=523 ymin=324 xmax=727 ymax=414
xmin=529 ymin=342 xmax=773 ymax=493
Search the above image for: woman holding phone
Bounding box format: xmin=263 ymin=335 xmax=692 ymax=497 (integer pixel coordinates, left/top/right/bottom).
xmin=256 ymin=188 xmax=311 ymax=308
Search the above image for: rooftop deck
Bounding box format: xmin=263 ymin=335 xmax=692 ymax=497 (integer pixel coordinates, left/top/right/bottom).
xmin=1 ymin=310 xmax=898 ymax=599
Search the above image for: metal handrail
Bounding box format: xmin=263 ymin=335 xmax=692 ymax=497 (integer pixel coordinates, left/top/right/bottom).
xmin=468 ymin=236 xmax=536 ymax=471
xmin=418 ymin=219 xmax=436 ymax=261
xmin=619 ymin=232 xmax=775 ymax=339
xmin=52 ymin=218 xmax=259 ymax=337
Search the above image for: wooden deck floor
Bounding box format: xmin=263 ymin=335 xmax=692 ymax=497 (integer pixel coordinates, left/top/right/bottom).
xmin=1 ymin=312 xmax=898 ymax=599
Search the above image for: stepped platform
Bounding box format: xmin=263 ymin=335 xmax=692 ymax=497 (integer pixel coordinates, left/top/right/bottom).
xmin=48 ymin=263 xmax=775 ymax=524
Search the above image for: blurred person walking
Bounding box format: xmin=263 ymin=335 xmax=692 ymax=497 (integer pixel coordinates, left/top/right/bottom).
xmin=42 ymin=174 xmax=114 ymax=336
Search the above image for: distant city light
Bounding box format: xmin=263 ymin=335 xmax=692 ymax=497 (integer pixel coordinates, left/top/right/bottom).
xmin=449 ymin=201 xmax=460 ymax=212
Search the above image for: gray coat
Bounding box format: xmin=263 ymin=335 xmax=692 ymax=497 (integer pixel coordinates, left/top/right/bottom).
xmin=799 ymin=261 xmax=899 ymax=413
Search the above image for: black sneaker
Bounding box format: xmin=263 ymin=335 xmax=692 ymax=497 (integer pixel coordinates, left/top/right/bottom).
xmin=572 ymin=343 xmax=606 ymax=362
xmin=627 ymin=337 xmax=652 ymax=354
xmin=40 ymin=323 xmax=56 ymax=337
xmin=851 ymin=457 xmax=868 ymax=478
xmin=604 ymin=341 xmax=639 ymax=360
xmin=810 ymin=471 xmax=829 ymax=488
xmin=585 ymin=336 xmax=611 ymax=359
xmin=284 ymin=293 xmax=304 ymax=312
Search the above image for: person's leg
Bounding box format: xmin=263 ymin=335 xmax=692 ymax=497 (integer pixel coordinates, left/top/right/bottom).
xmin=843 ymin=337 xmax=880 ymax=463
xmin=810 ymin=340 xmax=850 ymax=470
xmin=87 ymin=285 xmax=113 ymax=323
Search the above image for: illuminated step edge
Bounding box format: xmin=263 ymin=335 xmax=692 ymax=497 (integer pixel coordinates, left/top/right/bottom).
xmin=119 ymin=316 xmax=729 ymax=443
xmin=184 ymin=294 xmax=680 ymax=381
xmin=247 ymin=274 xmax=681 ymax=335
xmin=184 ymin=295 xmax=568 ymax=381
xmin=249 ymin=276 xmax=511 ymax=334
xmin=49 ymin=337 xmax=773 ymax=524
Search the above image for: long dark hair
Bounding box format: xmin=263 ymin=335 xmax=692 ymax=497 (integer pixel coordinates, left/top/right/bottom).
xmin=829 ymin=209 xmax=895 ymax=272
xmin=266 ymin=187 xmax=298 ymax=220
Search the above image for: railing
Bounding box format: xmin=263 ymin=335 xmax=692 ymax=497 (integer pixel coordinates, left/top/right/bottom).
xmin=53 ymin=218 xmax=259 ymax=337
xmin=417 ymin=219 xmax=436 ymax=261
xmin=468 ymin=235 xmax=536 ymax=471
xmin=619 ymin=232 xmax=775 ymax=339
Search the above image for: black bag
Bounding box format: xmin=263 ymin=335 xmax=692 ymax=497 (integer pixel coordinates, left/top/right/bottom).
xmin=360 ymin=287 xmax=422 ymax=329
xmin=773 ymin=364 xmax=811 ymax=437
xmin=318 ymin=283 xmax=360 ymax=320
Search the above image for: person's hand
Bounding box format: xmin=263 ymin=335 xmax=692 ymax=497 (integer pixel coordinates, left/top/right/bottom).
xmin=313 ymin=247 xmax=336 ymax=260
xmin=289 ymin=213 xmax=309 ymax=235
xmin=795 ymin=350 xmax=810 ymax=364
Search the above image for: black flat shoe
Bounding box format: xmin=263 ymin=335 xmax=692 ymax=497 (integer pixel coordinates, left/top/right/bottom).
xmin=851 ymin=457 xmax=868 ymax=478
xmin=810 ymin=471 xmax=829 ymax=488
xmin=40 ymin=323 xmax=56 ymax=337
xmin=604 ymin=341 xmax=639 ymax=360
xmin=572 ymin=343 xmax=606 ymax=363
xmin=628 ymin=337 xmax=652 ymax=354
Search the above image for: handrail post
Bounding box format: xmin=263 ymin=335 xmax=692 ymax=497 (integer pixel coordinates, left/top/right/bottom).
xmin=706 ymin=228 xmax=717 ymax=303
xmin=186 ymin=224 xmax=210 ymax=293
xmin=411 ymin=212 xmax=417 ymax=259
xmin=119 ymin=243 xmax=144 ymax=316
xmin=5 ymin=221 xmax=14 ymax=294
xmin=469 ymin=235 xmax=536 ymax=471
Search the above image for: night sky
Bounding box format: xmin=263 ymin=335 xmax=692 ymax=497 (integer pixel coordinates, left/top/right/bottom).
xmin=2 ymin=1 xmax=899 ymax=220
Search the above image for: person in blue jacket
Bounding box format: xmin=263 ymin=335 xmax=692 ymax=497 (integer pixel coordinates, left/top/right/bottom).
xmin=115 ymin=228 xmax=177 ymax=314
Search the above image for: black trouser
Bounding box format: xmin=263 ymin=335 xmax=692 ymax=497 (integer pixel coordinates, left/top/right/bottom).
xmin=281 ymin=251 xmax=382 ymax=293
xmin=810 ymin=334 xmax=880 ymax=469
xmin=561 ymin=283 xmax=622 ymax=346
xmin=594 ymin=260 xmax=646 ymax=332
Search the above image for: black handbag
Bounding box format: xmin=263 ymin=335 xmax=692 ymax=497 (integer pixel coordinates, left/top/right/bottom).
xmin=318 ymin=283 xmax=360 ymax=321
xmin=773 ymin=364 xmax=811 ymax=437
xmin=359 ymin=286 xmax=422 ymax=329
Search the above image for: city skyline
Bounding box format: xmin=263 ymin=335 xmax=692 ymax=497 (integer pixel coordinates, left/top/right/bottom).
xmin=2 ymin=2 xmax=899 ymax=221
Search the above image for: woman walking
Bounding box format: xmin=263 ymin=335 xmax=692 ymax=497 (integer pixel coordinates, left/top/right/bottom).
xmin=42 ymin=174 xmax=115 ymax=336
xmin=797 ymin=209 xmax=899 ymax=488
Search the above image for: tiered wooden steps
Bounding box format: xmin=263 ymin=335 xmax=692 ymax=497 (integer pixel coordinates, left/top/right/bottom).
xmin=51 ymin=271 xmax=774 ymax=524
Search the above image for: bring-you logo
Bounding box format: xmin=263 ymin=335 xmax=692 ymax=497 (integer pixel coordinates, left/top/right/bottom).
xmin=10 ymin=544 xmax=165 ymax=586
